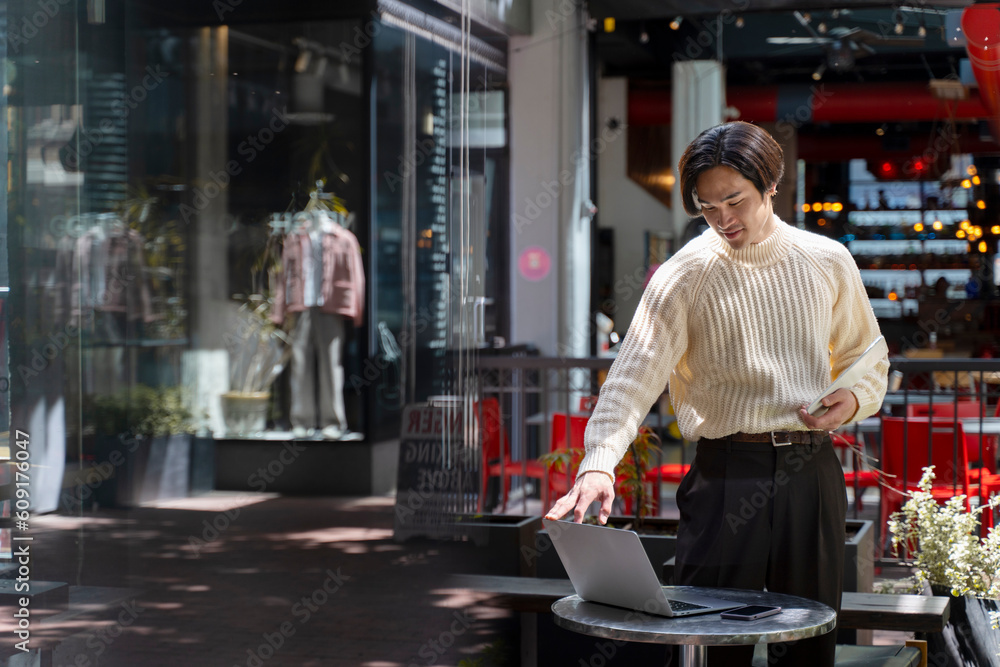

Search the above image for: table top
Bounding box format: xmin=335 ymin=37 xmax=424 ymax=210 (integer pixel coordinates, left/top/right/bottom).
xmin=551 ymin=587 xmax=836 ymax=647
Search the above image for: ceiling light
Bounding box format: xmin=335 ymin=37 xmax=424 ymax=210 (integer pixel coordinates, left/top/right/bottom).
xmin=670 ymin=16 xmax=683 ymax=30
xmin=735 ymin=16 xmax=745 ymax=28
xmin=812 ymin=61 xmax=826 ymax=81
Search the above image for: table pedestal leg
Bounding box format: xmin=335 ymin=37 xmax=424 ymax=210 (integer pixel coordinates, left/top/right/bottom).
xmin=680 ymin=645 xmax=706 ymax=667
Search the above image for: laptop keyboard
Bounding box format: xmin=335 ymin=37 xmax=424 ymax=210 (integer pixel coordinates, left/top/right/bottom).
xmin=666 ymin=599 xmax=709 ymax=613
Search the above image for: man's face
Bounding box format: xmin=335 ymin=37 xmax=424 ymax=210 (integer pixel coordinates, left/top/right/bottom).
xmin=694 ymin=165 xmax=776 ymax=250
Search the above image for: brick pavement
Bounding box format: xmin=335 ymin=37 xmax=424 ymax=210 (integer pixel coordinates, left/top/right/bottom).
xmin=1 ymin=495 xmax=519 ymax=667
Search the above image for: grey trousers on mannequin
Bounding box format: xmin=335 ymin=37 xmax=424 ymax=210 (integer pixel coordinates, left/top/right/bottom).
xmin=673 ymin=434 xmax=846 ymax=667
xmin=290 ymin=308 xmax=346 ymax=432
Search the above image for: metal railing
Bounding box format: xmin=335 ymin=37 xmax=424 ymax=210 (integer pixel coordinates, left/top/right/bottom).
xmin=840 ymin=358 xmax=1000 ymax=561
xmin=472 ymin=355 xmax=677 ymax=515
xmin=472 ymin=355 xmax=1000 ymax=559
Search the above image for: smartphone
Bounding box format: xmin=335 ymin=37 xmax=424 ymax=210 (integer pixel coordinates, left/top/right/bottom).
xmin=720 ymin=605 xmax=782 ymax=621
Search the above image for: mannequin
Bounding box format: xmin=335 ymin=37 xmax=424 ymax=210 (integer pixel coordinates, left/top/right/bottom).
xmin=271 ymin=206 xmax=364 ymax=439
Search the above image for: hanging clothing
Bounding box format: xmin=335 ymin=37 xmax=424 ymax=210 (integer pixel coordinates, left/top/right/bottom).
xmin=288 ymin=308 xmax=346 ymax=432
xmin=69 ymin=228 xmax=153 ymax=324
xmin=271 ymin=224 xmax=365 ymax=327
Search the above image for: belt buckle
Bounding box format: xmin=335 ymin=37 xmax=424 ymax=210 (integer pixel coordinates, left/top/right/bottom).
xmin=771 ymin=431 xmax=792 ymax=447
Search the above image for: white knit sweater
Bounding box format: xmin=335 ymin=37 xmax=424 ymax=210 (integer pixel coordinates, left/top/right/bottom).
xmin=577 ymin=218 xmax=890 ymax=479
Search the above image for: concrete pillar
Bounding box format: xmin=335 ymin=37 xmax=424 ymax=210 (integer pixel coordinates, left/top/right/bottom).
xmin=508 ymin=0 xmax=591 ymax=358
xmin=185 ymin=27 xmax=231 ymax=436
xmin=596 ymin=77 xmax=668 ymax=336
xmin=670 ymin=60 xmax=725 ymax=240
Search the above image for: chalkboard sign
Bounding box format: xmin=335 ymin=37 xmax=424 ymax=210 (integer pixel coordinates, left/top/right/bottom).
xmin=393 ymin=402 xmax=481 ymax=541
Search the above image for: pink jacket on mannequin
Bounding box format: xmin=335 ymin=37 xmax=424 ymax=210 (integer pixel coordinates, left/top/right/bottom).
xmin=271 ymin=225 xmax=365 ymax=327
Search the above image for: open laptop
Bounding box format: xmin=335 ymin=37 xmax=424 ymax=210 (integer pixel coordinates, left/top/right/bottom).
xmin=542 ymin=518 xmax=743 ymax=617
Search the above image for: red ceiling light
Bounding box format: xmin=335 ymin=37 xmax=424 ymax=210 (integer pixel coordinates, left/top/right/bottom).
xmin=963 ymin=5 xmax=1000 ymax=142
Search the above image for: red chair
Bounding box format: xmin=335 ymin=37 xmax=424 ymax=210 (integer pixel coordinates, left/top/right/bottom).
xmin=546 ymin=414 xmax=653 ymax=515
xmin=880 ymin=417 xmax=1000 ymax=548
xmin=907 ymin=401 xmax=997 ymax=473
xmin=644 ymin=459 xmax=691 ymax=516
xmin=477 ymin=398 xmax=548 ymax=513
xmin=544 ymin=413 xmax=590 ymax=510
xmin=831 ymin=429 xmax=882 ymax=511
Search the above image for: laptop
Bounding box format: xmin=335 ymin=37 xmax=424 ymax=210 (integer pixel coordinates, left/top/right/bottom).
xmin=542 ymin=518 xmax=743 ymax=617
xmin=807 ymin=335 xmax=886 ymax=416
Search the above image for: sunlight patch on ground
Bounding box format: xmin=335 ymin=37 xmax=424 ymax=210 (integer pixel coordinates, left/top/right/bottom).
xmin=278 ymin=527 xmax=394 ymax=544
xmin=34 ymin=515 xmax=135 ymax=530
xmin=427 ymin=587 xmax=510 ymax=616
xmin=140 ymin=492 xmax=280 ymax=511
xmin=339 ymin=495 xmax=396 ymax=510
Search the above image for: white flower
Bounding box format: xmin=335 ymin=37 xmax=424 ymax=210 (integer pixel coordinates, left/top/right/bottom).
xmin=888 ymin=466 xmax=1000 ymax=598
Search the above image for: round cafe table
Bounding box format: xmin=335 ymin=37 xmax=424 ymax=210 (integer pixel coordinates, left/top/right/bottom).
xmin=551 ymin=586 xmax=836 ymax=667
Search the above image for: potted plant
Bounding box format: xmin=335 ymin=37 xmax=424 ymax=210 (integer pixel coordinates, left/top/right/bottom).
xmin=535 ymin=426 xmax=681 ymax=578
xmin=221 ymin=296 xmax=292 ymax=436
xmin=887 ymin=466 xmax=1000 ymax=666
xmin=81 ymin=384 xmax=196 ymax=508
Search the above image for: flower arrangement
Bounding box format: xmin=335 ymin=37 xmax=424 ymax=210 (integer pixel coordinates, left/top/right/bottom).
xmin=887 ymin=466 xmax=1000 ymax=599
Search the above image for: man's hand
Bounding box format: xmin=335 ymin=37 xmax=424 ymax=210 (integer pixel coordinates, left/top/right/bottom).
xmin=544 ymin=471 xmax=615 ymax=524
xmin=799 ymin=388 xmax=859 ymax=432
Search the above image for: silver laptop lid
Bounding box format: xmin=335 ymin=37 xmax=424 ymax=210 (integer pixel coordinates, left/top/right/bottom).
xmin=543 ymin=518 xmax=671 ymax=615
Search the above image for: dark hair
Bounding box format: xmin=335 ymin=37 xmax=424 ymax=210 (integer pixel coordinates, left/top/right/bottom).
xmin=677 ymin=121 xmax=784 ymax=216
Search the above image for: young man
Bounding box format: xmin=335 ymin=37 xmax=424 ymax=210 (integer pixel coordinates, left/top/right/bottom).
xmin=546 ymin=121 xmax=888 ymax=666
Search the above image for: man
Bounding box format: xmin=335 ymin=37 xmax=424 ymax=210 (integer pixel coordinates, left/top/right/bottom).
xmin=546 ymin=121 xmax=888 ymax=666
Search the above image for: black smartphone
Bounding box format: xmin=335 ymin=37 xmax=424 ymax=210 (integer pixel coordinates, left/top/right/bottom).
xmin=720 ymin=605 xmax=782 ymax=621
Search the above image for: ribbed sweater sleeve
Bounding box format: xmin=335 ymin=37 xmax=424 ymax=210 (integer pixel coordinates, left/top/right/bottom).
xmin=574 ymin=246 xmax=697 ymax=476
xmin=575 ymin=219 xmax=889 ymax=480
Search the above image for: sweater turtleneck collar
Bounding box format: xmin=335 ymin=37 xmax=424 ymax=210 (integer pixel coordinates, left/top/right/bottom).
xmin=705 ymin=216 xmax=792 ymax=267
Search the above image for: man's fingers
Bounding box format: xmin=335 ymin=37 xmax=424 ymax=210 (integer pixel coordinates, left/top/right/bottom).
xmin=544 ymin=490 xmax=577 ymax=520
xmin=573 ymin=494 xmax=591 ymax=523
xmin=599 ymin=493 xmax=614 ymax=525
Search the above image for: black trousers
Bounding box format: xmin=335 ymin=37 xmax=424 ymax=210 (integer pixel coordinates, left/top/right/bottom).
xmin=673 ymin=434 xmax=846 ymax=667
